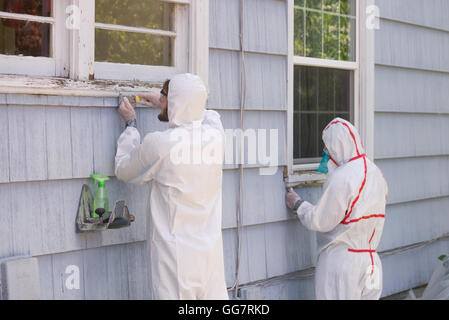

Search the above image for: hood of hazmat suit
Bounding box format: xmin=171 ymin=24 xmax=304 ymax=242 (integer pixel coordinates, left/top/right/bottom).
xmin=296 ymin=118 xmax=388 ymax=300
xmin=115 ymin=73 xmax=228 ymax=300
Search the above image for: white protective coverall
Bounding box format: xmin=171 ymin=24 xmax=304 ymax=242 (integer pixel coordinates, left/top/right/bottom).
xmin=296 ymin=118 xmax=388 ymax=300
xmin=115 ymin=73 xmax=229 ymax=300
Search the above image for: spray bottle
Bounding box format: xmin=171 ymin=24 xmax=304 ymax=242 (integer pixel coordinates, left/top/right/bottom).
xmin=90 ymin=174 xmax=110 ymax=219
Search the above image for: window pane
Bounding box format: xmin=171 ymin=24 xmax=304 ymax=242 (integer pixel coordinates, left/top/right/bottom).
xmin=323 ymin=0 xmax=339 ymax=13
xmin=95 ymin=0 xmax=174 ymax=66
xmin=294 ymin=66 xmax=353 ymax=162
xmin=340 ymin=16 xmax=356 ymax=61
xmin=0 ymin=0 xmax=51 ymax=17
xmin=95 ymin=29 xmax=172 ymax=66
xmin=95 ymin=0 xmax=173 ymax=31
xmin=295 ymin=66 xmax=317 ymax=112
xmin=306 ymin=0 xmax=322 ymax=10
xmin=293 ymin=111 xmax=301 ymax=159
xmin=318 ymin=67 xmax=334 ymax=111
xmin=335 ymin=69 xmax=351 ymax=111
xmin=318 ymin=113 xmax=335 ymax=152
xmin=323 ymin=13 xmax=339 ymax=60
xmin=340 ymin=0 xmax=356 ymax=15
xmin=294 ymin=0 xmax=356 ymax=61
xmin=299 ymin=113 xmax=318 ymax=158
xmin=293 ymin=7 xmax=304 ymax=56
xmin=305 ymin=10 xmax=322 ymax=59
xmin=0 ymin=18 xmax=50 ymax=57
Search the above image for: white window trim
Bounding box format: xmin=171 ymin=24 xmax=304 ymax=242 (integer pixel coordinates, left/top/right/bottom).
xmin=286 ymin=0 xmax=375 ymax=186
xmin=0 ymin=0 xmax=209 ymax=93
xmin=90 ymin=1 xmax=189 ymax=81
xmin=0 ymin=0 xmax=69 ymax=77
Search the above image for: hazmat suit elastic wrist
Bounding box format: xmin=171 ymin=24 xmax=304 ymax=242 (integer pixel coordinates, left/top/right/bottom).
xmin=125 ymin=118 xmax=137 ymax=128
xmin=293 ymin=199 xmax=304 ymax=212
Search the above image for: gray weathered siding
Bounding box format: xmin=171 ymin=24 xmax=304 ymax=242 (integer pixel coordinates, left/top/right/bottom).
xmin=210 ymin=0 xmax=319 ymax=299
xmin=374 ymin=0 xmax=449 ymax=297
xmin=0 ymin=96 xmax=158 ymax=299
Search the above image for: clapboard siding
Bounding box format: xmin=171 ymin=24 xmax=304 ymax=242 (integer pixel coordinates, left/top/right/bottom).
xmin=243 ymin=0 xmax=288 ymax=55
xmin=70 ymin=107 xmax=95 ymax=178
xmin=222 ymin=169 xmax=322 ymax=229
xmin=0 ymin=103 xmax=287 ymax=184
xmin=379 ymin=197 xmax=449 ymax=252
xmin=377 ymin=156 xmax=449 ymax=205
xmin=376 ymin=0 xmax=449 ymax=32
xmin=208 ymin=49 xmax=287 ymax=110
xmin=237 ymin=235 xmax=449 ymax=299
xmin=222 ymin=220 xmax=315 ymax=287
xmin=2 ymin=93 xmax=117 ymax=108
xmin=209 ymin=0 xmax=287 ymax=55
xmin=375 ymin=65 xmax=449 ymax=114
xmin=239 ymin=275 xmax=316 ymax=300
xmin=220 ymin=109 xmax=287 ymax=169
xmin=376 ymin=19 xmax=449 ymax=73
xmin=209 ymin=0 xmax=240 ymax=51
xmin=374 ymin=113 xmax=449 ymax=159
xmin=380 ymin=238 xmax=449 ymax=297
xmin=0 ymin=178 xmax=148 ymax=258
xmin=47 ymin=107 xmax=73 ymax=179
xmin=374 ymin=0 xmax=449 ymax=297
xmin=243 ymin=53 xmax=287 ymax=110
xmin=209 ymin=0 xmax=318 ymax=293
xmin=8 ymin=106 xmax=32 ymax=182
xmin=0 ymin=106 xmax=9 ymax=182
xmin=37 ymin=241 xmax=149 ymax=300
xmin=208 ymin=49 xmax=241 ymax=109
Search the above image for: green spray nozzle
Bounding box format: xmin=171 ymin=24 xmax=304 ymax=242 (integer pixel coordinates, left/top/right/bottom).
xmin=90 ymin=174 xmax=110 ymax=219
xmin=90 ymin=174 xmax=110 ymax=187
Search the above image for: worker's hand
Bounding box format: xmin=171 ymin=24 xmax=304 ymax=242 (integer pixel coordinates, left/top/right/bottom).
xmin=138 ymin=91 xmax=162 ymax=109
xmin=286 ymin=188 xmax=301 ymax=211
xmin=118 ymin=97 xmax=136 ymax=122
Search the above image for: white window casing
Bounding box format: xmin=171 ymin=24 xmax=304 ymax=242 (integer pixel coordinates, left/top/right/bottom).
xmin=0 ymin=0 xmax=71 ymax=77
xmin=0 ymin=0 xmax=209 ymax=91
xmin=188 ymin=0 xmax=209 ymax=86
xmin=286 ymin=0 xmax=375 ymax=186
xmin=70 ymin=0 xmax=95 ymax=80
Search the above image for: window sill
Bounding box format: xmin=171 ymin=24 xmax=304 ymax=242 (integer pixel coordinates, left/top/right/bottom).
xmin=0 ymin=74 xmax=163 ymax=97
xmin=285 ymin=169 xmax=327 ymax=188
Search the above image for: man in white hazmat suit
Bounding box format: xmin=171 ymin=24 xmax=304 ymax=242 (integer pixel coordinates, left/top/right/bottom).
xmin=115 ymin=73 xmax=229 ymax=300
xmin=286 ymin=118 xmax=388 ymax=300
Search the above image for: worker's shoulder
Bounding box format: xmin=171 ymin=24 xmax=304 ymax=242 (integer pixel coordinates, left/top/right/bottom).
xmin=141 ymin=130 xmax=173 ymax=149
xmin=202 ymin=109 xmax=224 ymax=128
xmin=329 ymin=163 xmax=361 ymax=186
xmin=204 ymin=109 xmax=221 ymax=119
xmin=142 ymin=130 xmax=165 ymax=141
xmin=142 ymin=127 xmax=191 ymax=145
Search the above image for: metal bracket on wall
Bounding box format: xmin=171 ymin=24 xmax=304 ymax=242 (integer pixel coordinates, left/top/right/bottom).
xmin=76 ymin=184 xmax=135 ymax=233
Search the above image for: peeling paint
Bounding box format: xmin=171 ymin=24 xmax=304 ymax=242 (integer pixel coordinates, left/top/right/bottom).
xmin=0 ymin=74 xmax=164 ymax=97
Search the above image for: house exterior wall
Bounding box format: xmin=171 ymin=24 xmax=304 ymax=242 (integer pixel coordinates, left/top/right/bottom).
xmin=210 ymin=0 xmax=319 ymax=299
xmin=374 ymin=0 xmax=449 ymax=297
xmin=0 ymin=95 xmax=163 ymax=298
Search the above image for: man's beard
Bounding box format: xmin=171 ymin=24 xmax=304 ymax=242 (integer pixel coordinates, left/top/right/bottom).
xmin=158 ymin=107 xmax=169 ymax=122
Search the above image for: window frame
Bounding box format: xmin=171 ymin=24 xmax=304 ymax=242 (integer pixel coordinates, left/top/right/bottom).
xmin=0 ymin=0 xmax=70 ymax=77
xmin=286 ymin=0 xmax=375 ymax=184
xmin=92 ymin=0 xmax=188 ymax=81
xmin=0 ymin=0 xmax=209 ymax=90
